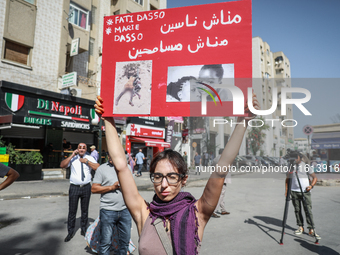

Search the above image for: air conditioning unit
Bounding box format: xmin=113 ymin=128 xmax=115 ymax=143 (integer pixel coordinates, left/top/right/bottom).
xmin=70 ymin=88 xmax=82 ymax=97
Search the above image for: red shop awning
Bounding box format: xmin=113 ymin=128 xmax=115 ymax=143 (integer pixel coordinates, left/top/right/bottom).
xmin=130 ymin=137 xmax=170 ymax=148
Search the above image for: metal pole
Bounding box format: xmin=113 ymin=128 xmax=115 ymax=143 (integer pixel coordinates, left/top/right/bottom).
xmin=280 ymin=167 xmax=292 ymax=245
xmin=307 ymin=134 xmax=310 ymax=156
xmin=98 ymin=119 xmax=103 ymax=164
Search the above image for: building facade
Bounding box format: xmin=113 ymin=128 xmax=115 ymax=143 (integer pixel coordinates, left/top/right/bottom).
xmin=0 ymin=0 xmax=167 ymax=176
xmin=252 ymin=36 xmax=293 ymax=157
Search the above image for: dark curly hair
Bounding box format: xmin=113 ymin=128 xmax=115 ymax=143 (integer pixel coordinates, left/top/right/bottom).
xmin=166 ymin=76 xmax=196 ymax=101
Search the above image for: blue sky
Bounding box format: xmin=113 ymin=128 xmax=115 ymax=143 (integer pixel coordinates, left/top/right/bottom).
xmin=168 ymin=0 xmax=340 ymax=138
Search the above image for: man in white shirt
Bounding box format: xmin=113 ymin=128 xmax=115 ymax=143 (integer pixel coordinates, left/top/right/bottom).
xmin=60 ymin=143 xmax=100 ymax=242
xmin=285 ymin=153 xmax=320 ymax=239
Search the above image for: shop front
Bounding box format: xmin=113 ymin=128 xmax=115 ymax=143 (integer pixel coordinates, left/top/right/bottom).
xmin=0 ymin=81 xmax=98 ymax=171
xmin=311 ymin=131 xmax=340 ymax=173
xmin=125 ymin=117 xmax=169 ymax=171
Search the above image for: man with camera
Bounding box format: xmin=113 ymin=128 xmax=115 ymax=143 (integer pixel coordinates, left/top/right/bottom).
xmin=285 ymin=151 xmax=321 ymax=239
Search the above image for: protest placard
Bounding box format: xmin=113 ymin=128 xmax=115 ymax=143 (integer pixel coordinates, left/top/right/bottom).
xmin=101 ymin=0 xmax=252 ymax=117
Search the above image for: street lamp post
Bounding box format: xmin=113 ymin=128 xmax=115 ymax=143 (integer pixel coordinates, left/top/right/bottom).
xmin=98 ymin=119 xmax=103 ymax=164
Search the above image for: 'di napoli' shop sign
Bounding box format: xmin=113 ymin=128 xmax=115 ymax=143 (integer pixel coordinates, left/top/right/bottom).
xmin=0 ymin=82 xmax=99 ymax=130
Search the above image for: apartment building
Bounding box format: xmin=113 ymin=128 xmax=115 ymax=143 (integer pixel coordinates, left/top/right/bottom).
xmin=252 ymin=36 xmax=293 ymax=156
xmin=0 ymin=0 xmax=166 ymax=170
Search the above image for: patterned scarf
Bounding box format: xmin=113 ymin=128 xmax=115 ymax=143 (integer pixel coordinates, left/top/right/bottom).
xmin=148 ymin=192 xmax=200 ymax=255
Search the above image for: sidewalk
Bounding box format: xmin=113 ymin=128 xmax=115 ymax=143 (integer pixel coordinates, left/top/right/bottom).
xmin=0 ymin=168 xmax=212 ymax=200
xmin=1 ymin=170 xmax=339 ymax=200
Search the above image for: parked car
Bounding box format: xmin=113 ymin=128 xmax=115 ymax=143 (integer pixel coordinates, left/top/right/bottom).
xmin=262 ymin=156 xmax=277 ymax=166
xmin=255 ymin=156 xmax=271 ymax=167
xmin=242 ymin=155 xmax=259 ymax=166
xmin=233 ymin=156 xmax=257 ymax=168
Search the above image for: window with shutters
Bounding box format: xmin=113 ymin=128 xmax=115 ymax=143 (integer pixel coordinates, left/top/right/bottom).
xmin=3 ymin=40 xmax=30 ymax=66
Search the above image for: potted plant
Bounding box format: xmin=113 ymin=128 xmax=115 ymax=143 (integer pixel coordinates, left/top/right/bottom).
xmin=0 ymin=136 xmax=43 ymax=181
xmin=0 ymin=136 xmax=19 ymax=168
xmin=28 ymin=151 xmax=44 ymax=172
xmin=18 ymin=151 xmax=43 ymax=180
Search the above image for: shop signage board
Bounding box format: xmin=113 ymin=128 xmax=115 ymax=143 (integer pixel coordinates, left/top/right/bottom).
xmin=70 ymin=38 xmax=80 ymax=57
xmin=126 ymin=123 xmax=165 ymax=139
xmin=128 ymin=117 xmax=165 ymax=128
xmin=61 ymin=72 xmax=77 ymax=89
xmin=0 ymin=82 xmax=98 ymax=131
xmin=101 ymin=0 xmax=252 ymax=117
xmin=166 ymin=117 xmax=184 ymax=123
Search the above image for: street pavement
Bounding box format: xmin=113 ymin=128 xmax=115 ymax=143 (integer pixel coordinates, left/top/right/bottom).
xmin=1 ymin=166 xmax=339 ymax=200
xmin=0 ymin=167 xmax=213 ymax=200
xmin=0 ymin=169 xmax=340 ymax=255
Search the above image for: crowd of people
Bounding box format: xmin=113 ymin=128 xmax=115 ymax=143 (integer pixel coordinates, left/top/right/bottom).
xmin=0 ymin=91 xmax=323 ymax=254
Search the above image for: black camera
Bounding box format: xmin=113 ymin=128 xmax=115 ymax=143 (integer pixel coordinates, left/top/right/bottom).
xmin=283 ymin=149 xmax=302 ymax=162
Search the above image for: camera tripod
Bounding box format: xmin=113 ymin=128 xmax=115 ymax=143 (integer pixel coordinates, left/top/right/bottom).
xmin=279 ymin=161 xmax=320 ymax=245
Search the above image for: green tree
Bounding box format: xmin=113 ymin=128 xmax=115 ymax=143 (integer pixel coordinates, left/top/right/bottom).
xmin=247 ymin=116 xmax=270 ymax=155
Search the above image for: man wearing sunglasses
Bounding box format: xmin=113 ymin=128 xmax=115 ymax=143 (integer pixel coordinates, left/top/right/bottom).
xmin=60 ymin=143 xmax=100 ymax=242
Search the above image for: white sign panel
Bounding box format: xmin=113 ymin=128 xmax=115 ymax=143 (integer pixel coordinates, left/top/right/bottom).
xmin=61 ymin=72 xmax=77 ymax=89
xmin=70 ymin=38 xmax=80 ymax=57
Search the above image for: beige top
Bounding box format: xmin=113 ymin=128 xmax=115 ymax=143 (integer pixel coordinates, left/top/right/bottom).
xmin=139 ymin=216 xmax=201 ymax=255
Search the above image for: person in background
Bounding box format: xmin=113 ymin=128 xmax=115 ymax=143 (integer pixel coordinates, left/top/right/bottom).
xmin=128 ymin=152 xmax=135 ymax=175
xmin=204 ymin=152 xmax=209 ymax=166
xmin=125 ymin=150 xmax=129 ymax=164
xmin=135 ymin=149 xmax=145 ymax=177
xmin=0 ymin=163 xmax=19 ymax=191
xmin=285 ymin=153 xmax=321 ymax=239
xmin=62 ymin=138 xmax=72 ymax=159
xmin=183 ymin=151 xmax=188 ymax=167
xmin=92 ymin=153 xmax=132 ymax=255
xmin=60 ymin=143 xmax=100 ymax=242
xmin=279 ymin=156 xmax=285 ymax=166
xmin=193 ymin=152 xmax=202 ymax=175
xmin=212 ymin=149 xmax=231 ymax=218
xmin=90 ymin=145 xmax=99 ymax=162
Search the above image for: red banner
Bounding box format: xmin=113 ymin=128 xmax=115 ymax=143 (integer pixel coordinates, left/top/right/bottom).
xmin=101 ymin=0 xmax=252 ymax=117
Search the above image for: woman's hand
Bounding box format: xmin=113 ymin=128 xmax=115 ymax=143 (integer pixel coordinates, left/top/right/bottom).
xmin=94 ymin=96 xmax=115 ymax=126
xmin=237 ymin=93 xmax=260 ymax=122
xmin=94 ymin=96 xmax=105 ymax=116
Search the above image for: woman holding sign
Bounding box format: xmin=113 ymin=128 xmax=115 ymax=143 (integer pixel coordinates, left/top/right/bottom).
xmin=94 ymin=94 xmax=259 ymax=255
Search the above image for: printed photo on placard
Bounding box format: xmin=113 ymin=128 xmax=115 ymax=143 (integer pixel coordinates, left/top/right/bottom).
xmin=166 ymin=64 xmax=234 ymax=103
xmin=113 ymin=60 xmax=152 ymax=114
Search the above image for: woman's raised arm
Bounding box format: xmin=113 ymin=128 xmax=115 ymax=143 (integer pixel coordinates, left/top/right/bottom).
xmin=197 ymin=94 xmax=260 ymax=224
xmin=95 ymin=96 xmax=148 ymax=230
